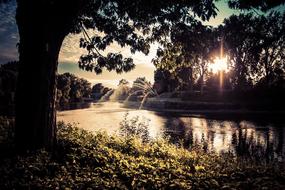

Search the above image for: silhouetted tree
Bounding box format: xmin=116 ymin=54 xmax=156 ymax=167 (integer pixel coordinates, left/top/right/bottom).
xmin=56 ymin=73 xmax=71 ymax=105
xmin=154 ymin=68 xmax=177 ymax=93
xmin=227 ymin=0 xmax=285 ymax=12
xmin=92 ymin=83 xmax=104 ymax=93
xmin=221 ymin=12 xmax=285 ymax=89
xmin=221 ymin=14 xmax=259 ymax=89
xmin=153 ymin=23 xmax=218 ymax=92
xmin=91 ymin=83 xmax=111 ymax=100
xmin=254 ymin=12 xmax=285 ymax=87
xmin=56 ymin=73 xmax=92 ymax=105
xmin=0 ymin=61 xmax=18 ymax=115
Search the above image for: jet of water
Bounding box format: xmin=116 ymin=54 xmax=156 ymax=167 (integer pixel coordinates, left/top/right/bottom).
xmin=98 ymin=89 xmax=114 ymax=102
xmin=125 ymin=78 xmax=158 ymax=109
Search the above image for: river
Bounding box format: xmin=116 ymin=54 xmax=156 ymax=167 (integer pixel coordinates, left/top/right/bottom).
xmin=57 ymin=102 xmax=285 ymax=162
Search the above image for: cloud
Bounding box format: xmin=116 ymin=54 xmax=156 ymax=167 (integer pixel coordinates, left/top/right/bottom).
xmin=0 ymin=0 xmax=19 ymax=63
xmin=85 ymin=79 xmax=119 ymax=88
xmin=59 ymin=33 xmax=88 ymax=63
xmin=58 ymin=61 xmax=155 ymax=88
xmin=59 ymin=30 xmax=158 ymax=68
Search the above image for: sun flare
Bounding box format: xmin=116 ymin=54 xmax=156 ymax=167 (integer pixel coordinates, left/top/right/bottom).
xmin=209 ymin=57 xmax=228 ymax=73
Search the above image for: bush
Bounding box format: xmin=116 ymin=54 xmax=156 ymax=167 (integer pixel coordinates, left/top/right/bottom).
xmin=0 ymin=116 xmax=14 ymax=145
xmin=119 ymin=112 xmax=150 ymax=142
xmin=0 ymin=121 xmax=284 ymax=189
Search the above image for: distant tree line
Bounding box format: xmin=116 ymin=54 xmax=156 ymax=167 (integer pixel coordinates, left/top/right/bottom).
xmin=91 ymin=83 xmax=112 ymax=100
xmin=0 ymin=61 xmax=154 ymax=111
xmin=0 ymin=61 xmax=18 ymax=115
xmin=0 ymin=61 xmax=106 ymax=113
xmin=93 ymin=77 xmax=154 ymax=102
xmin=56 ymin=73 xmax=92 ymax=106
xmin=153 ymin=12 xmax=285 ymax=98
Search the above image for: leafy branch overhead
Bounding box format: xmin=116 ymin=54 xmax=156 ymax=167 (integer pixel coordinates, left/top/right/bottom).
xmin=76 ymin=0 xmax=218 ymax=74
xmin=75 ymin=0 xmax=285 ymax=75
xmin=227 ymin=0 xmax=285 ymax=12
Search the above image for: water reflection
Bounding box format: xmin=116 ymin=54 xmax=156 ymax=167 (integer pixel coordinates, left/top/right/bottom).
xmin=57 ymin=102 xmax=285 ymax=163
xmin=164 ymin=117 xmax=285 ymax=163
xmin=58 ymin=102 xmax=165 ymax=137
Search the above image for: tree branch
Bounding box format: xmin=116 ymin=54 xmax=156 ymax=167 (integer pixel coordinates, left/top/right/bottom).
xmin=81 ymin=24 xmax=104 ymax=57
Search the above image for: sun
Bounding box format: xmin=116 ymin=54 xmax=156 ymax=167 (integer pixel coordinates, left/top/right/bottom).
xmin=209 ymin=57 xmax=228 ymax=74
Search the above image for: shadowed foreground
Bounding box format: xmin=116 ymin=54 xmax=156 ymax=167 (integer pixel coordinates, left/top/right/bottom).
xmin=0 ymin=121 xmax=285 ymax=189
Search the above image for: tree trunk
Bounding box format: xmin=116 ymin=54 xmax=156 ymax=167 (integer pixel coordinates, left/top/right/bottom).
xmin=15 ymin=1 xmax=66 ymax=151
xmin=15 ymin=33 xmax=64 ymax=151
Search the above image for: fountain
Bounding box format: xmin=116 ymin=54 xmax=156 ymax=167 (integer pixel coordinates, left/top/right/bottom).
xmin=124 ymin=78 xmax=158 ymax=109
xmin=109 ymin=84 xmax=130 ymax=101
xmin=98 ymin=89 xmax=114 ymax=102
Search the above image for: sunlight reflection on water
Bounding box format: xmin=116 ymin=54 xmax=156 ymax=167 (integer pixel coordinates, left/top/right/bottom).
xmin=57 ymin=102 xmax=285 ymax=161
xmin=57 ymin=102 xmax=166 ymax=138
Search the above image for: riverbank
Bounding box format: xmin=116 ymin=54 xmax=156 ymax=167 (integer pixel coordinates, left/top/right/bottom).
xmin=0 ymin=122 xmax=284 ymax=189
xmin=123 ymin=98 xmax=285 ymax=119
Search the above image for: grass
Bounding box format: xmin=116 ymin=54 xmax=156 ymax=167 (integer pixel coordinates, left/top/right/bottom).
xmin=0 ymin=117 xmax=284 ymax=189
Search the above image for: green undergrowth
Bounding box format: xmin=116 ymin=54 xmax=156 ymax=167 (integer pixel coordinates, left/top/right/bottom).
xmin=0 ymin=116 xmax=14 ymax=147
xmin=0 ymin=120 xmax=284 ymax=189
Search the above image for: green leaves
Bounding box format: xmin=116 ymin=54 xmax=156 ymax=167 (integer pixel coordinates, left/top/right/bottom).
xmin=227 ymin=0 xmax=285 ymax=12
xmin=119 ymin=112 xmax=150 ymax=143
xmin=222 ymin=12 xmax=285 ymax=88
xmin=75 ymin=0 xmax=219 ymax=75
xmin=78 ymin=51 xmax=135 ymax=74
xmin=0 ymin=116 xmax=14 ymax=145
xmin=1 ymin=121 xmax=285 ymax=189
xmin=56 ymin=73 xmax=92 ymax=106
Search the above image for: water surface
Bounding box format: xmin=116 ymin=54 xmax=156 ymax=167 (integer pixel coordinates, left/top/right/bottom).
xmin=57 ymin=102 xmax=285 ymax=162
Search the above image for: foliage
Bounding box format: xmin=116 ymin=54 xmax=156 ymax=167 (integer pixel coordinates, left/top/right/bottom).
xmin=0 ymin=121 xmax=285 ymax=189
xmin=119 ymin=113 xmax=150 ymax=142
xmin=221 ymin=12 xmax=285 ymax=89
xmin=254 ymin=12 xmax=285 ymax=86
xmin=75 ymin=0 xmax=218 ymax=74
xmin=152 ymin=22 xmax=220 ymax=92
xmin=0 ymin=64 xmax=93 ymax=109
xmin=56 ymin=73 xmax=92 ymax=105
xmin=154 ymin=68 xmax=178 ymax=93
xmin=0 ymin=116 xmax=14 ymax=145
xmin=14 ymin=0 xmax=219 ymax=150
xmin=0 ymin=61 xmax=18 ymax=107
xmin=153 ymin=11 xmax=285 ymax=93
xmin=91 ymin=83 xmax=112 ymax=100
xmin=227 ymin=0 xmax=285 ymax=12
xmin=92 ymin=83 xmax=104 ymax=93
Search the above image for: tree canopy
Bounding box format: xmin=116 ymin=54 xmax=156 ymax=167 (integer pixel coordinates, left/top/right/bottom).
xmin=221 ymin=12 xmax=285 ymax=89
xmin=152 ymin=9 xmax=285 ymax=92
xmin=227 ymin=0 xmax=285 ymax=12
xmin=56 ymin=73 xmax=92 ymax=106
xmin=73 ymin=0 xmax=219 ymax=74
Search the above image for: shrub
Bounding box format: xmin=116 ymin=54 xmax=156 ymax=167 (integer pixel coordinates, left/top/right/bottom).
xmin=0 ymin=116 xmax=14 ymax=145
xmin=119 ymin=112 xmax=150 ymax=142
xmin=0 ymin=121 xmax=284 ymax=189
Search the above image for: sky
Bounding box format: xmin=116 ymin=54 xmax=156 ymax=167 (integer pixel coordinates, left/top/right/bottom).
xmin=1 ymin=0 xmax=280 ymax=88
